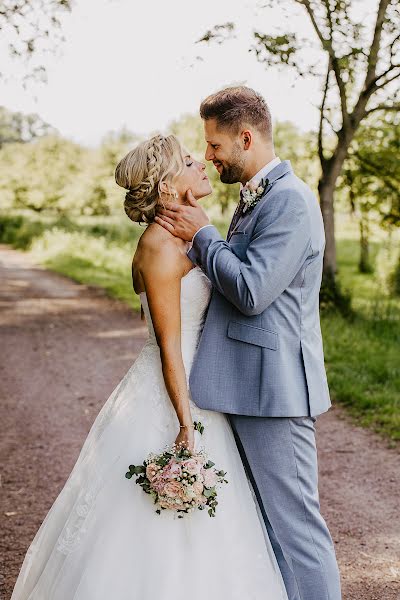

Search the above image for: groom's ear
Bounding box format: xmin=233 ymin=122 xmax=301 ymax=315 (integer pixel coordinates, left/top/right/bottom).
xmin=242 ymin=130 xmax=252 ymax=150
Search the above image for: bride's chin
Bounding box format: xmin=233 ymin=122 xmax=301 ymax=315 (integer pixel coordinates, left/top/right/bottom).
xmin=197 ymin=186 xmax=213 ymax=200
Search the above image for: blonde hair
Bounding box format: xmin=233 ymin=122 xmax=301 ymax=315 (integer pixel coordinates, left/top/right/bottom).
xmin=115 ymin=134 xmax=185 ymax=223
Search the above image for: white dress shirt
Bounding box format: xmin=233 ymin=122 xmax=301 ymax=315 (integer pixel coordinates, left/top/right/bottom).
xmin=189 ymin=156 xmax=281 ymax=248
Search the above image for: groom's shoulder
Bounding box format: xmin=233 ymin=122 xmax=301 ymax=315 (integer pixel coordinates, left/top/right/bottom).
xmin=261 ymin=170 xmax=313 ymax=218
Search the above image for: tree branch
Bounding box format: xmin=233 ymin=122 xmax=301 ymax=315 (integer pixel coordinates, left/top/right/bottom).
xmin=364 ymin=0 xmax=391 ymax=88
xmin=354 ymin=151 xmax=399 ymax=194
xmin=318 ymin=59 xmax=331 ymax=167
xmin=376 ymin=68 xmax=400 ymax=89
xmin=298 ymin=0 xmax=348 ymax=120
xmin=352 ymin=0 xmax=391 ymax=126
xmin=366 ymin=103 xmax=400 ymax=114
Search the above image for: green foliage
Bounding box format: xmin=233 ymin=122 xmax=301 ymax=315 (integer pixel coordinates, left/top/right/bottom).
xmin=0 ymin=127 xmax=140 ymax=217
xmin=344 ymin=116 xmax=400 ymax=229
xmin=0 ymin=136 xmax=86 ymax=213
xmin=274 ymin=122 xmax=319 ymax=192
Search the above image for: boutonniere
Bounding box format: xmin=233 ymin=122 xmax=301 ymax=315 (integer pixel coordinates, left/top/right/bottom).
xmin=241 ymin=177 xmax=269 ymax=214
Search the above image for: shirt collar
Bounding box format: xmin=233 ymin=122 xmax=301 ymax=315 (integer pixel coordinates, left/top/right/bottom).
xmin=241 ymin=157 xmax=281 ymax=190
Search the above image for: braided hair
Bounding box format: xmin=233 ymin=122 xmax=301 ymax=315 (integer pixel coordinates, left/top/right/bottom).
xmin=115 ymin=134 xmax=185 ymax=224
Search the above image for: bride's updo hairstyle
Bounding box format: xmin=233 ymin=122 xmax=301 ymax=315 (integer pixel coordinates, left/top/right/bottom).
xmin=115 ymin=134 xmax=185 ymax=224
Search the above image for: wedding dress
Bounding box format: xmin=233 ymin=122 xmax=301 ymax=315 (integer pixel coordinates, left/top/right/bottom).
xmin=11 ymin=266 xmax=287 ymax=600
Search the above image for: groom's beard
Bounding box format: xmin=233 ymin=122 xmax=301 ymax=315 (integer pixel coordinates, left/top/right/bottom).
xmin=219 ymin=143 xmax=245 ymax=184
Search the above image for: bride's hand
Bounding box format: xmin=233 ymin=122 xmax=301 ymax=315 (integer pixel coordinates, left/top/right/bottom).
xmin=175 ymin=425 xmax=195 ymax=453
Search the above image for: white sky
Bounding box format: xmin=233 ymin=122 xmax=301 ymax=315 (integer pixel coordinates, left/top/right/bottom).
xmin=0 ymin=0 xmax=376 ymax=146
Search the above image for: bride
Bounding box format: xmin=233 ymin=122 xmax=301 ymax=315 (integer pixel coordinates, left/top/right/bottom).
xmin=11 ymin=134 xmax=287 ymax=600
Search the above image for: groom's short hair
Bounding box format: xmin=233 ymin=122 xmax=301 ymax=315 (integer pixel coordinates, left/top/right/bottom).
xmin=200 ymin=86 xmax=272 ymax=140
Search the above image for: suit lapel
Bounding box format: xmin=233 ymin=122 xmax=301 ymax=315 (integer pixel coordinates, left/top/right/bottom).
xmin=226 ymin=160 xmax=293 ymax=242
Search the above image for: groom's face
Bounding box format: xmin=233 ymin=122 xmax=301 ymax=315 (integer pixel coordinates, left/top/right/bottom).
xmin=203 ymin=119 xmax=245 ymax=184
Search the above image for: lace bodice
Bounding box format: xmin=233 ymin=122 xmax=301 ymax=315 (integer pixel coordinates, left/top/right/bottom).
xmin=140 ymin=266 xmax=212 ymax=370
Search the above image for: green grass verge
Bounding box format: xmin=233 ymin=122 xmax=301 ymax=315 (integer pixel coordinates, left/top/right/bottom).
xmin=0 ymin=214 xmax=142 ymax=311
xmin=0 ymin=212 xmax=399 ymax=443
xmin=322 ymin=311 xmax=399 ymax=442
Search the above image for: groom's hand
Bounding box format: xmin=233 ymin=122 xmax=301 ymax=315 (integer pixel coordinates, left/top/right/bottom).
xmin=155 ymin=189 xmax=210 ymax=242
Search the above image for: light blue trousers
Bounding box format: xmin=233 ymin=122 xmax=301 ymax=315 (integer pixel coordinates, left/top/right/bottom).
xmin=229 ymin=415 xmax=342 ymax=600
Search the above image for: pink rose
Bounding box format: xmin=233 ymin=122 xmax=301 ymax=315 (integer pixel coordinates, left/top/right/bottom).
xmin=146 ymin=463 xmax=158 ymax=482
xmin=161 ymin=460 xmax=182 ymax=480
xmin=169 ymin=460 xmax=182 ymax=477
xmin=193 ymin=481 xmax=204 ymax=496
xmin=152 ymin=478 xmax=166 ymax=495
xmin=182 ymin=459 xmax=202 ymax=476
xmin=203 ymin=469 xmax=218 ymax=488
xmin=163 ymin=481 xmax=185 ymax=498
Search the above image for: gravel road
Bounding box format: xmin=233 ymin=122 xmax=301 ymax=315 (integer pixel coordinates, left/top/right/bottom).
xmin=0 ymin=245 xmax=398 ymax=599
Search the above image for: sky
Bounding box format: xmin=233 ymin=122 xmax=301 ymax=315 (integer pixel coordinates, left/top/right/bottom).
xmin=0 ymin=0 xmax=376 ymax=146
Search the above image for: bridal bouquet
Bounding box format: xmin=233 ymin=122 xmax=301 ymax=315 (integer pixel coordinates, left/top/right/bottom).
xmin=125 ymin=422 xmax=228 ymax=518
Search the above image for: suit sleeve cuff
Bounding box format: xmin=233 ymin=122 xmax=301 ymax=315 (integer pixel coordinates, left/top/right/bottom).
xmin=187 ymin=225 xmax=223 ymax=265
xmin=186 ymin=224 xmax=214 ymax=254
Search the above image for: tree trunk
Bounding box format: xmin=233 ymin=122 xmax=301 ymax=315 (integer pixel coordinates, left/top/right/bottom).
xmin=318 ymin=132 xmax=354 ymax=283
xmin=318 ymin=177 xmax=337 ymax=278
xmin=359 ymin=215 xmax=371 ymax=273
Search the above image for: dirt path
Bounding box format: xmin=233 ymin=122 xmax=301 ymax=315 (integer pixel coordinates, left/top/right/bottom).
xmin=0 ymin=245 xmax=398 ymax=600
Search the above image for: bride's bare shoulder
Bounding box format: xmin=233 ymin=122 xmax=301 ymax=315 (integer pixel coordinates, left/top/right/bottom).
xmin=133 ymin=224 xmax=188 ymax=291
xmin=138 ymin=224 xmax=184 ymax=259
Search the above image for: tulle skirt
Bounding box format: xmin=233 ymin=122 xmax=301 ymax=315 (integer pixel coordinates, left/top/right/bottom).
xmin=11 ymin=341 xmax=287 ymax=600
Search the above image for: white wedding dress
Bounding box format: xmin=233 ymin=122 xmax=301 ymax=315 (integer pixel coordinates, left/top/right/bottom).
xmin=11 ymin=266 xmax=287 ymax=600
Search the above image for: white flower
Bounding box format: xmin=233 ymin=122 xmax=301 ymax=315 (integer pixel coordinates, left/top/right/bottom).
xmin=242 ymin=178 xmax=268 ymax=213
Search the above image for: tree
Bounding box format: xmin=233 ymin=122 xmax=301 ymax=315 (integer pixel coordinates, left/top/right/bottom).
xmin=199 ymin=0 xmax=400 ymax=289
xmin=0 ymin=106 xmax=54 ymax=147
xmin=0 ymin=0 xmax=72 ymax=81
xmin=342 ymin=115 xmax=399 ymax=273
xmin=0 ymin=135 xmax=86 ymax=213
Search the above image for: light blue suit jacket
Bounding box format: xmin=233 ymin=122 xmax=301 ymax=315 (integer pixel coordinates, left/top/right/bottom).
xmin=187 ymin=160 xmax=331 ymax=417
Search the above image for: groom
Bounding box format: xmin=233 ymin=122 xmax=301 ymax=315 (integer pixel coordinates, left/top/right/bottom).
xmin=155 ymin=86 xmax=341 ymax=600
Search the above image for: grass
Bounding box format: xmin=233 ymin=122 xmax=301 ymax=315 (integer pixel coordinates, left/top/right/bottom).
xmin=321 ymin=233 xmax=400 ymax=443
xmin=322 ymin=310 xmax=399 ymax=442
xmin=0 ymin=213 xmax=143 ymax=311
xmin=0 ymin=211 xmax=399 ymax=443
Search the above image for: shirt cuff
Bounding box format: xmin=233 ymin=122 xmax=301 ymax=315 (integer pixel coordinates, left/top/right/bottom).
xmin=187 ymin=224 xmax=213 ymax=253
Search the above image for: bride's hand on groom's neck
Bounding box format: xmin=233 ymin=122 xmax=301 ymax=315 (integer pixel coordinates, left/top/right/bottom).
xmin=155 ymin=189 xmax=210 ymax=242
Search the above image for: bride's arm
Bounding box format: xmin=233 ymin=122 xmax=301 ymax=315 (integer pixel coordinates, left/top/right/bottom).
xmin=141 ymin=242 xmax=194 ymax=451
